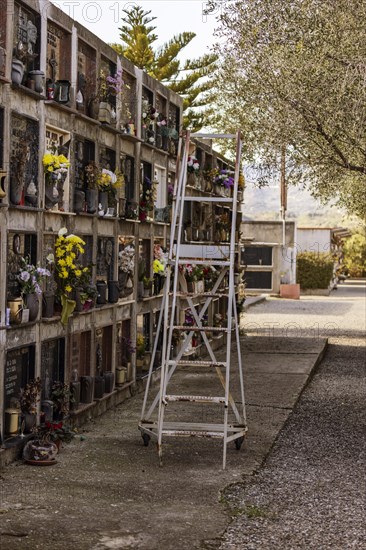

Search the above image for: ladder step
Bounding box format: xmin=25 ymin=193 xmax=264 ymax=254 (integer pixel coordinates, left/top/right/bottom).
xmin=168 ymin=360 xmax=227 ymax=367
xmin=190 ymin=133 xmax=237 ymax=139
xmin=183 ymin=197 xmax=233 ymax=203
xmin=164 ymin=395 xmax=226 ymax=404
xmin=174 ymin=259 xmax=231 ymax=266
xmin=139 ymin=421 xmax=247 ymax=439
xmin=175 ymin=292 xmax=229 ymax=298
xmin=171 ymin=325 xmax=231 ymax=332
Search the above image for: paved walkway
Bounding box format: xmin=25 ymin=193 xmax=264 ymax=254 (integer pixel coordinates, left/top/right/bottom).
xmin=0 ymin=280 xmax=363 ymax=549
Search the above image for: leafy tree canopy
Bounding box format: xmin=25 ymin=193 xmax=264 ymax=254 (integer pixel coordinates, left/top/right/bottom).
xmin=209 ymin=0 xmax=366 ymax=218
xmin=110 ymin=5 xmax=217 ymax=130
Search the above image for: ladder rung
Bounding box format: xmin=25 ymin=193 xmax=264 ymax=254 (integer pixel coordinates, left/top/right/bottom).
xmin=168 ymin=360 xmax=227 ymax=367
xmin=175 ymin=292 xmax=229 ymax=298
xmin=183 ymin=197 xmax=233 ymax=203
xmin=190 ymin=133 xmax=237 ymax=139
xmin=171 ymin=325 xmax=231 ymax=332
xmin=174 ymin=259 xmax=231 ymax=266
xmin=164 ymin=395 xmax=226 ymax=404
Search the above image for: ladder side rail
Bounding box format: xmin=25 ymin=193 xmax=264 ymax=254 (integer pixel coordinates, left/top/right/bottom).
xmin=164 ymin=134 xmax=191 ymax=367
xmin=140 ymin=287 xmax=167 ymax=421
xmin=223 ymin=132 xmax=243 ymax=469
xmin=232 ymin=292 xmax=247 ymax=425
xmin=158 ymin=132 xmax=191 ymax=462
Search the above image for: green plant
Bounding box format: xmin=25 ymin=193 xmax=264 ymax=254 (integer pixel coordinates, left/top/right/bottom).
xmin=46 ymin=421 xmax=76 ymax=444
xmin=296 ymin=252 xmax=334 ymax=289
xmin=19 ymin=378 xmax=42 ymax=414
xmin=51 ymin=382 xmax=73 ymax=415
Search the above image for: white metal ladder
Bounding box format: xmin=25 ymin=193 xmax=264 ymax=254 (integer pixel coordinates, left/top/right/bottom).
xmin=138 ymin=131 xmax=247 ymax=469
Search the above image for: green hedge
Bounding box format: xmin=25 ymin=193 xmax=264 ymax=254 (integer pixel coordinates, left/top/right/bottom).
xmin=296 ymin=252 xmax=334 ymax=289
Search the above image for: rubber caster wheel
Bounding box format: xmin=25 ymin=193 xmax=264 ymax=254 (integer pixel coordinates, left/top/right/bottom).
xmin=235 ymin=436 xmax=244 ymax=450
xmin=142 ymin=434 xmax=151 ymax=447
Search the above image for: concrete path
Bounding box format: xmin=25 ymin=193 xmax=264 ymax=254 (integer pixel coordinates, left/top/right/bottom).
xmin=0 ymin=294 xmax=332 ymax=549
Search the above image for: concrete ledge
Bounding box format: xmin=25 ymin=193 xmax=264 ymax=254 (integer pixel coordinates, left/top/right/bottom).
xmin=243 ymin=295 xmax=267 ymax=310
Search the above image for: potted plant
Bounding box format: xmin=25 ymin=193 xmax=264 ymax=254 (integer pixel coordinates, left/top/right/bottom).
xmin=46 ymin=421 xmax=76 ymax=451
xmin=187 ymin=155 xmax=200 ymax=187
xmin=84 ymin=161 xmax=100 ymax=213
xmin=19 ymin=378 xmax=42 ymax=433
xmin=22 ymin=424 xmax=58 ymax=465
xmin=118 ymin=244 xmax=135 ymax=297
xmin=50 ymin=381 xmax=72 ymax=420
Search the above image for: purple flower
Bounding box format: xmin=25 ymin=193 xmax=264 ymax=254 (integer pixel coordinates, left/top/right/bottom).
xmin=20 ymin=271 xmax=30 ymax=282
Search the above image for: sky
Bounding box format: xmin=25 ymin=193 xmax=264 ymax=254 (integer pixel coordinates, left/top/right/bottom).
xmin=51 ymin=0 xmax=220 ymax=61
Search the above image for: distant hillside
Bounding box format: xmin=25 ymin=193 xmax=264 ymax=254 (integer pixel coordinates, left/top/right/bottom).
xmin=242 ymin=182 xmax=353 ymax=227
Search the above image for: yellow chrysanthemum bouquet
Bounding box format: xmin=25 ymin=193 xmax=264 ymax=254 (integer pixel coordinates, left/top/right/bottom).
xmin=55 ymin=227 xmax=92 ymax=325
xmin=42 ymin=153 xmax=70 ymax=185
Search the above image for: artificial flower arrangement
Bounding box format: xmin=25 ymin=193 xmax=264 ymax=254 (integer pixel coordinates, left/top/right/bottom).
xmin=54 ymin=227 xmax=92 ymax=325
xmin=214 ymin=169 xmax=235 ymax=189
xmin=167 ymin=184 xmax=174 ymax=205
xmin=139 ymin=176 xmax=158 ymax=222
xmin=136 ymin=333 xmax=146 ymax=359
xmin=118 ymin=244 xmax=135 ymax=274
xmin=97 ymin=168 xmax=124 ymax=194
xmin=98 ymin=68 xmax=124 ymax=101
xmin=42 ymin=153 xmax=70 ymax=185
xmin=179 ymin=264 xmax=204 ymax=283
xmin=153 ymin=245 xmax=168 ymax=276
xmin=17 ymin=257 xmax=51 ymax=298
xmin=187 ymin=155 xmax=200 ymax=174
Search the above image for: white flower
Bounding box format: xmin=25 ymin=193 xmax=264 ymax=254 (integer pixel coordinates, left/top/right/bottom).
xmin=102 ymin=168 xmax=117 ymax=184
xmin=58 ymin=227 xmax=67 ymax=237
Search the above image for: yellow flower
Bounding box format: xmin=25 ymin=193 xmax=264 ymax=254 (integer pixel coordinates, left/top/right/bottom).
xmin=65 ymin=285 xmax=72 ymax=293
xmin=75 ymin=269 xmax=82 ymax=277
xmin=61 ymin=268 xmax=69 ymax=278
xmin=58 ymin=259 xmax=66 ymax=267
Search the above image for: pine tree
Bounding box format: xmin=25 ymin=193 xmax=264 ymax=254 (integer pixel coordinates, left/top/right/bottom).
xmin=110 ymin=5 xmax=217 ymax=131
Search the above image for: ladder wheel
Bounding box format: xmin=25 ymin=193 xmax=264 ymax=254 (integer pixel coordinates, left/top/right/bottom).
xmin=142 ymin=434 xmax=151 ymax=447
xmin=235 ymin=436 xmax=244 ymax=450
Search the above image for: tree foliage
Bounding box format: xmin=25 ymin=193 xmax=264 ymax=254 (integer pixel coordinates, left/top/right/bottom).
xmin=111 ymin=5 xmax=217 ymax=130
xmin=343 ymin=230 xmax=366 ymax=277
xmin=209 ymin=0 xmax=366 ymax=218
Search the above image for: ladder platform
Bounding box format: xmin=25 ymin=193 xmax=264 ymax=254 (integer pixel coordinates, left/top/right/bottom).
xmin=139 ymin=421 xmax=247 ymax=439
xmin=168 ymin=359 xmax=227 ymax=367
xmin=171 ymin=325 xmax=231 ymax=332
xmin=164 ymin=395 xmax=226 ymax=404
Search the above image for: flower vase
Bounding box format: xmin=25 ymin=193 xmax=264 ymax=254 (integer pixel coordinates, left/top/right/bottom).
xmin=96 ymin=281 xmax=107 ymax=304
xmin=98 ymin=102 xmax=111 ymax=124
xmin=10 ymin=176 xmax=23 ymax=205
xmin=0 ymin=170 xmax=7 ymax=199
xmin=86 ymin=189 xmax=98 ymax=214
xmin=60 ymin=295 xmax=76 ymax=326
xmin=45 ymin=177 xmax=59 ymax=209
xmin=74 ymin=189 xmax=85 ymax=213
xmin=11 ymin=59 xmax=24 ymax=85
xmin=98 ymin=191 xmax=108 ymax=215
xmin=187 ymin=172 xmax=197 ymax=187
xmin=21 ymin=412 xmax=36 ymax=434
xmin=88 ymin=98 xmax=99 ymax=119
xmin=23 ymin=440 xmax=58 ymax=463
xmin=25 ymin=293 xmax=39 ymax=321
xmin=108 ymin=281 xmax=119 ymax=303
xmin=42 ymin=291 xmax=55 ymax=318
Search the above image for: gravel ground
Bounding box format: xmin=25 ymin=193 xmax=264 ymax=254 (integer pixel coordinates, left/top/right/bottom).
xmin=219 ymin=279 xmax=366 ymax=550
